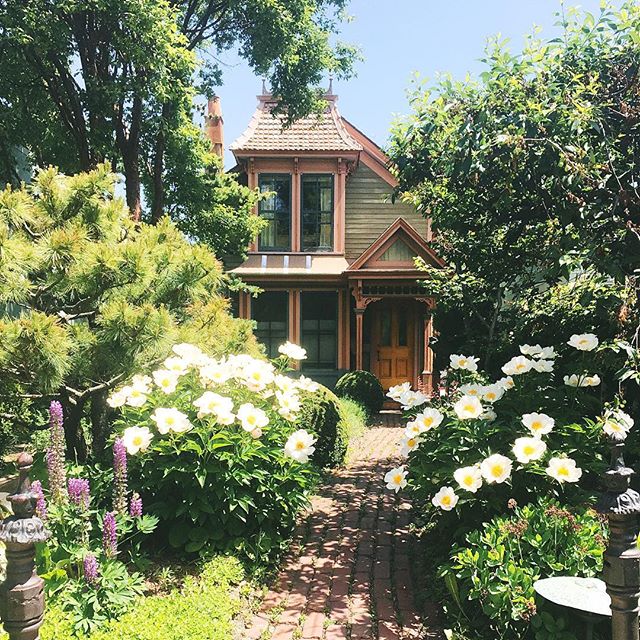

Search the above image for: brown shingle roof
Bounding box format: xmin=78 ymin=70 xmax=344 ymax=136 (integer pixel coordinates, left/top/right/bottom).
xmin=230 ymin=95 xmax=362 ymax=154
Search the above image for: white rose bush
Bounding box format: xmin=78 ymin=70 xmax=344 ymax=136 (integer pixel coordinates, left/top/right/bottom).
xmin=108 ymin=342 xmax=320 ymax=563
xmin=385 ymin=334 xmax=632 ymax=528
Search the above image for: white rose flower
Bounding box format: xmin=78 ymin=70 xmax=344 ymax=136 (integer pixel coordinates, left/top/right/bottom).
xmin=278 ymin=342 xmax=307 ymax=360
xmin=242 ymin=361 xmax=275 ymax=392
xmin=237 ymin=403 xmax=269 ymax=433
xmin=151 ymin=408 xmax=192 ymax=434
xmin=199 ymin=362 xmax=231 ymax=386
xmin=400 ymin=435 xmax=421 ymax=457
xmin=519 ymin=344 xmax=542 ymax=356
xmin=164 ymin=357 xmax=188 ymax=374
xmin=482 ymin=384 xmax=505 ymax=403
xmin=546 ymin=457 xmax=582 ymax=483
xmin=568 ymin=333 xmax=598 ymax=351
xmin=449 ymin=354 xmax=479 ymax=372
xmin=501 ymin=356 xmax=534 ymax=376
xmin=480 ymin=454 xmax=512 ymax=484
xmin=274 ymin=374 xmax=297 ymax=393
xmin=399 ymin=390 xmax=429 ymax=410
xmin=384 ymin=466 xmax=408 ymax=493
xmin=431 ymin=486 xmax=459 ymax=511
xmin=459 ymin=383 xmax=485 ymax=397
xmin=193 ymin=392 xmax=234 ymax=421
xmin=276 ymin=391 xmax=301 ymax=421
xmin=453 ymin=466 xmax=482 ymax=493
xmin=284 ymin=429 xmax=317 ymax=463
xmin=122 ymin=426 xmax=153 ymax=454
xmin=497 ymin=376 xmax=515 ymax=390
xmin=536 ymin=346 xmax=557 ymax=360
xmin=412 ymin=408 xmax=444 ymax=432
xmin=602 ymin=409 xmax=634 ymax=438
xmin=564 ymin=374 xmax=600 ymax=388
xmin=522 ymin=412 xmax=555 ymax=437
xmin=533 ymin=359 xmax=554 ymax=373
xmin=125 ymin=386 xmax=148 ymax=408
xmin=512 ymin=437 xmax=547 ymax=463
xmin=453 ymin=395 xmax=484 ymax=420
xmin=131 ymin=375 xmax=152 ymax=394
xmin=563 ymin=374 xmax=580 ymax=387
xmin=582 ymin=374 xmax=601 ymax=387
xmin=387 ymin=382 xmax=412 ymax=401
xmin=152 ymin=369 xmax=180 ymax=394
xmin=108 ymin=388 xmax=128 ymax=408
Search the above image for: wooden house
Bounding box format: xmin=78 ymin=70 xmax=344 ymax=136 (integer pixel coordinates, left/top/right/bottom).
xmin=207 ymin=90 xmax=443 ymax=391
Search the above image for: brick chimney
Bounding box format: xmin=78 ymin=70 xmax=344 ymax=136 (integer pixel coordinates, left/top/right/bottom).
xmin=205 ymin=96 xmax=224 ymax=159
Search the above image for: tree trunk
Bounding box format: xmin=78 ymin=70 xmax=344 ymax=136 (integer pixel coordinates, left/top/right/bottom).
xmin=90 ymin=388 xmax=110 ymax=458
xmin=150 ymin=102 xmax=170 ymax=223
xmin=63 ymin=397 xmax=88 ymax=463
xmin=122 ymin=148 xmax=142 ymax=221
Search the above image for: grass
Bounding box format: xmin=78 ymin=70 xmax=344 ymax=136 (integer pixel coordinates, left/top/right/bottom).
xmin=337 ymin=397 xmax=369 ymax=465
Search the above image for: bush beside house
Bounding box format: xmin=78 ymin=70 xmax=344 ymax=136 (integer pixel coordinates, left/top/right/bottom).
xmin=334 ymin=370 xmax=385 ymax=417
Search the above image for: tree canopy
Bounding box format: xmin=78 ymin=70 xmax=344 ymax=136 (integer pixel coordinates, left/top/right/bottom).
xmin=0 ymin=166 xmax=258 ymax=459
xmin=0 ymin=0 xmax=357 ymax=254
xmin=389 ymin=2 xmax=640 ymax=371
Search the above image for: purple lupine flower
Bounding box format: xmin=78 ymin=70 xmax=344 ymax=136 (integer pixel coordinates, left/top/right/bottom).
xmin=112 ymin=437 xmax=128 ymax=514
xmin=129 ymin=493 xmax=143 ymax=518
xmin=83 ymin=553 xmax=100 ymax=586
xmin=31 ymin=480 xmax=47 ymax=520
xmin=102 ymin=511 xmax=117 ymax=557
xmin=67 ymin=478 xmax=90 ymax=511
xmin=46 ymin=401 xmax=67 ymax=502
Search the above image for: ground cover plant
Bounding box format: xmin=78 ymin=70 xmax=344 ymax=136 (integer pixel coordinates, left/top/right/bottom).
xmin=383 ymin=333 xmax=629 ymax=638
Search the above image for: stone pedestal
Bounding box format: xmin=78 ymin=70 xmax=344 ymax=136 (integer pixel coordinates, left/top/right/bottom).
xmin=0 ymin=454 xmax=49 ymax=640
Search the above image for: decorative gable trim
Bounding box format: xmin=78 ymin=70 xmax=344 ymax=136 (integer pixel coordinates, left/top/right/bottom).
xmin=346 ymin=217 xmax=444 ymax=273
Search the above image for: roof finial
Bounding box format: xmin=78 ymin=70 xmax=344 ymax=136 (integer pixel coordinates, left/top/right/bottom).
xmin=261 ymin=78 xmax=268 ymax=95
xmin=328 ymin=75 xmax=333 ymax=95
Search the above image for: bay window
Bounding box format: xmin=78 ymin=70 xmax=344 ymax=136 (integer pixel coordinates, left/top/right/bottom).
xmin=258 ymin=174 xmax=291 ymax=251
xmin=301 ymin=174 xmax=333 ymax=251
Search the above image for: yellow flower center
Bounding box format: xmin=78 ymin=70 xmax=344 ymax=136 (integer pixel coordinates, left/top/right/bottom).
xmin=531 ymin=421 xmax=542 ymax=431
xmin=166 ymin=417 xmax=175 ymax=426
xmin=524 ymin=445 xmax=535 ymax=456
xmin=486 ymin=393 xmax=496 ymax=400
xmin=464 ymin=404 xmax=476 ymax=413
xmin=295 ymin=441 xmax=305 ymax=450
xmin=469 ymin=389 xmax=478 ymax=396
xmin=491 ymin=464 xmax=504 ymax=477
xmin=423 ymin=417 xmax=433 ymax=427
xmin=516 ymin=364 xmax=526 ymax=371
xmin=557 ymin=466 xmax=569 ymax=477
xmin=393 ymin=474 xmax=403 ymax=484
xmin=133 ymin=436 xmax=143 ymax=446
xmin=441 ymin=495 xmax=452 ymax=506
xmin=459 ymin=359 xmax=467 ymax=366
xmin=407 ymin=439 xmax=416 ymax=447
xmin=464 ymin=476 xmax=474 ymax=486
xmin=248 ymin=415 xmax=256 ymax=425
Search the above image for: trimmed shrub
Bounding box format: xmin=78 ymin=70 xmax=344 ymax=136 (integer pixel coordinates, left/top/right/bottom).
xmin=298 ymin=385 xmax=347 ymax=468
xmin=335 ymin=370 xmax=385 ymax=416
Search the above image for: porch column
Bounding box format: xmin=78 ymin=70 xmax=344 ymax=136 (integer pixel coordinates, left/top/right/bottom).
xmin=422 ymin=313 xmax=434 ymax=393
xmin=355 ymin=309 xmax=365 ymax=371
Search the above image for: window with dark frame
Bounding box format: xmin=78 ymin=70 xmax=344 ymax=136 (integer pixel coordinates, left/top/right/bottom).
xmin=301 ymin=291 xmax=338 ymax=369
xmin=258 ymin=174 xmax=291 ymax=251
xmin=301 ymin=174 xmax=334 ymax=251
xmin=252 ymin=291 xmax=289 ymax=359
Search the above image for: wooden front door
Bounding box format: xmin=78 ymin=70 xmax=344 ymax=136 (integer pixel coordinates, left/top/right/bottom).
xmin=370 ymin=301 xmax=416 ymax=390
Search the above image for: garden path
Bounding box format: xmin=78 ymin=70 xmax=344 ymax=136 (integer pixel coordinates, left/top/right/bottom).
xmin=245 ymin=412 xmax=443 ymax=640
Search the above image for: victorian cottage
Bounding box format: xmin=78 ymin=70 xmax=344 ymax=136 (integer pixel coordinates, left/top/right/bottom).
xmin=206 ymin=89 xmax=443 ymax=391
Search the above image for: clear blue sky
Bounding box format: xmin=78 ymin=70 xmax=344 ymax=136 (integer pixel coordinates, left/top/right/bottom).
xmin=215 ymin=0 xmax=620 ymax=168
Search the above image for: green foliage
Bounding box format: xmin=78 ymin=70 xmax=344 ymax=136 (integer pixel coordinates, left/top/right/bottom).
xmin=389 ymin=2 xmax=640 ymax=371
xmin=1 ymin=556 xmax=245 ymax=640
xmin=0 ymin=0 xmax=358 ymax=243
xmin=114 ymin=350 xmax=320 ymax=565
xmin=441 ymin=499 xmax=605 ymax=639
xmin=0 ymin=167 xmax=258 ymax=458
xmin=337 ymin=397 xmax=368 ymax=440
xmin=334 ymin=370 xmax=385 ymax=416
xmin=298 ymin=385 xmax=347 ymax=468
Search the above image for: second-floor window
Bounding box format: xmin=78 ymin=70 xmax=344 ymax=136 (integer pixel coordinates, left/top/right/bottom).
xmin=258 ymin=174 xmax=291 ymax=250
xmin=301 ymin=174 xmax=333 ymax=251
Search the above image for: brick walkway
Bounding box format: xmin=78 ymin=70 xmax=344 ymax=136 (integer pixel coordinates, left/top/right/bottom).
xmin=245 ymin=412 xmax=442 ymax=640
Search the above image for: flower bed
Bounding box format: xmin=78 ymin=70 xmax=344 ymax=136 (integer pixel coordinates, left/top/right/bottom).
xmin=383 ymin=334 xmax=627 ymax=638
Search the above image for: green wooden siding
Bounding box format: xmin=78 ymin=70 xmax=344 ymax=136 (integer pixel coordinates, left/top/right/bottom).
xmin=344 ymin=164 xmax=427 ymax=262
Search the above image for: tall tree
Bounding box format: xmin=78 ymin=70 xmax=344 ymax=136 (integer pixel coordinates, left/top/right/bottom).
xmin=0 ymin=0 xmax=357 ymax=251
xmin=389 ymin=2 xmax=640 ymax=371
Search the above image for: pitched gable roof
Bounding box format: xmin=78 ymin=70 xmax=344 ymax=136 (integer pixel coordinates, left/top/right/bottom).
xmin=347 ymin=218 xmax=444 ymax=273
xmin=230 ymin=94 xmax=362 ymax=155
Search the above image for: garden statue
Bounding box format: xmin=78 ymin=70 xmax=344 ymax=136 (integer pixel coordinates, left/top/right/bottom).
xmin=0 ymin=453 xmax=49 ymax=640
xmin=597 ymin=431 xmax=640 ymax=640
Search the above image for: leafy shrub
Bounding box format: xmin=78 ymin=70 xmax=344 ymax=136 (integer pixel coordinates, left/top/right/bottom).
xmin=111 ymin=344 xmax=320 ymax=564
xmin=89 ymin=556 xmax=245 ymax=640
xmin=335 ymin=370 xmax=385 ymax=416
xmin=441 ymin=498 xmax=606 ymax=639
xmin=298 ymin=385 xmax=346 ymax=468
